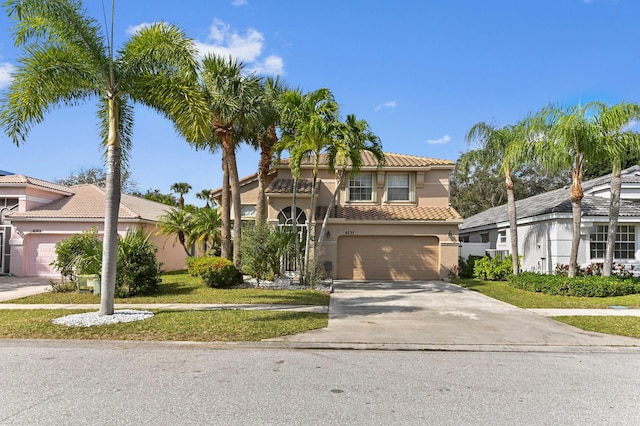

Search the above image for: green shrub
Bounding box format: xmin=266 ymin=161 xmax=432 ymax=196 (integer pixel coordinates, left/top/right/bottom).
xmin=508 ymin=272 xmax=640 ymax=297
xmin=240 ymin=224 xmax=295 ymax=281
xmin=459 ymin=255 xmax=482 ymax=278
xmin=115 ymin=228 xmax=163 ymax=297
xmin=473 ymin=255 xmax=515 ymax=281
xmin=50 ymin=228 xmax=102 ymax=281
xmin=187 ymin=256 xmax=243 ymax=288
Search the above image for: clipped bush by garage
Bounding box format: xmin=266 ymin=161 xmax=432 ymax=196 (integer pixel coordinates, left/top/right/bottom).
xmin=507 ymin=272 xmax=640 ymax=297
xmin=115 ymin=228 xmax=163 ymax=297
xmin=473 ymin=255 xmax=515 ymax=281
xmin=187 ymin=256 xmax=243 ymax=288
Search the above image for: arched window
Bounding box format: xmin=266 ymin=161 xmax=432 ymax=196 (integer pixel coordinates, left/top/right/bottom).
xmin=278 ymin=207 xmax=306 ymax=226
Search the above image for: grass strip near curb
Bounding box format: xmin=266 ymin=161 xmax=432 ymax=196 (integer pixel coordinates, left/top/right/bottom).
xmin=455 ymin=278 xmax=640 ymax=309
xmin=553 ymin=316 xmax=640 ymax=339
xmin=0 ymin=309 xmax=328 ymax=341
xmin=2 ymin=273 xmax=330 ymax=306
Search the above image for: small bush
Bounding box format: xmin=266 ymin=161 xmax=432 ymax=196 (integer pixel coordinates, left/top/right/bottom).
xmin=555 ymin=262 xmax=633 ymax=277
xmin=187 ymin=256 xmax=243 ymax=288
xmin=50 ymin=228 xmax=102 ymax=282
xmin=508 ymin=272 xmax=640 ymax=297
xmin=240 ymin=224 xmax=295 ymax=282
xmin=473 ymin=255 xmax=515 ymax=281
xmin=115 ymin=228 xmax=163 ymax=297
xmin=458 ymin=255 xmax=482 ymax=278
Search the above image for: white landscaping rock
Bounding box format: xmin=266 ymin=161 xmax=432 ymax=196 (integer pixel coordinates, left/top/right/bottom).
xmin=52 ymin=310 xmax=154 ymax=327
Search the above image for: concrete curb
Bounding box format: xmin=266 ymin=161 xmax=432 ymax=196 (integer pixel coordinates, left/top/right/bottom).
xmin=529 ymin=308 xmax=640 ymax=317
xmin=0 ymin=303 xmax=328 ymax=313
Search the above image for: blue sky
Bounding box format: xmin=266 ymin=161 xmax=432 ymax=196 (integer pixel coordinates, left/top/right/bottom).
xmin=2 ymin=0 xmax=639 ymax=206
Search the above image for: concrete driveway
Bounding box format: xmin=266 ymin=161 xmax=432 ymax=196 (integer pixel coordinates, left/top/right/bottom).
xmin=272 ymin=280 xmax=640 ymax=349
xmin=0 ymin=276 xmax=51 ymax=302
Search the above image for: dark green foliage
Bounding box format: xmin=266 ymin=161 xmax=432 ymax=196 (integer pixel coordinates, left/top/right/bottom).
xmin=508 ymin=272 xmax=640 ymax=297
xmin=459 ymin=255 xmax=483 ymax=278
xmin=473 ymin=255 xmax=515 ymax=281
xmin=115 ymin=228 xmax=162 ymax=297
xmin=51 ymin=228 xmax=102 ymax=281
xmin=240 ymin=224 xmax=295 ymax=281
xmin=187 ymin=256 xmax=243 ymax=288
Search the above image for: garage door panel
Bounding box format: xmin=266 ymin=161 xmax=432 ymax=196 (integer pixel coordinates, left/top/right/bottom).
xmin=26 ymin=235 xmax=66 ymax=277
xmin=337 ymin=236 xmax=439 ymax=280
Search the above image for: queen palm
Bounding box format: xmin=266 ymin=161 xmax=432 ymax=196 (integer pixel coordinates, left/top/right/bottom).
xmin=279 ymin=88 xmax=339 ymax=284
xmin=195 ymin=189 xmax=213 ymax=209
xmin=591 ymin=102 xmax=640 ymax=276
xmin=533 ymin=103 xmax=600 ymax=277
xmin=315 ymin=114 xmax=384 ymax=255
xmin=465 ymin=120 xmax=530 ymax=275
xmin=190 ymin=207 xmax=222 ymax=253
xmin=171 ymin=182 xmax=192 ymax=209
xmin=0 ymin=0 xmax=207 ymax=314
xmin=196 ymin=55 xmax=263 ymax=267
xmin=156 ymin=208 xmax=194 ymax=256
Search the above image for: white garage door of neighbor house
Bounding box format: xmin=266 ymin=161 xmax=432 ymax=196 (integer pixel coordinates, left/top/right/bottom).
xmin=337 ymin=236 xmax=440 ymax=280
xmin=25 ymin=235 xmax=65 ymax=277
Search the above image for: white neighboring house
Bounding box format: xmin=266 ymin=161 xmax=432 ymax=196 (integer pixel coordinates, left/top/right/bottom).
xmin=459 ymin=166 xmax=640 ymax=274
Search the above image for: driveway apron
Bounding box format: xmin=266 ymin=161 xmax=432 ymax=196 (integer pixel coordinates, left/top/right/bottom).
xmin=274 ymin=280 xmax=640 ymax=347
xmin=0 ymin=276 xmax=51 ymax=302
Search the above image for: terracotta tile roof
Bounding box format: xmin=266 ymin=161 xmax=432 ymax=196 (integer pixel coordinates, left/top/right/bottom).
xmin=278 ymin=152 xmax=453 ymax=169
xmin=317 ymin=204 xmax=462 ymax=221
xmin=8 ymin=184 xmax=172 ymax=221
xmin=266 ymin=178 xmax=315 ymax=194
xmin=0 ymin=174 xmax=74 ymax=194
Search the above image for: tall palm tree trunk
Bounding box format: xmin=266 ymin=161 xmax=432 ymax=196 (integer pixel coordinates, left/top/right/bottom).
xmin=225 ymin=138 xmax=243 ymax=268
xmin=291 ymin=177 xmax=301 ymax=275
xmin=568 ymin=168 xmax=584 ymax=278
xmin=315 ymin=171 xmax=343 ymax=255
xmin=303 ymin=164 xmax=320 ymax=285
xmin=256 ymin=126 xmax=276 ymax=224
xmin=505 ymin=171 xmax=519 ymax=275
xmin=220 ymin=152 xmax=231 ymax=260
xmin=99 ymin=97 xmax=121 ymax=315
xmin=603 ymin=164 xmax=622 ymax=276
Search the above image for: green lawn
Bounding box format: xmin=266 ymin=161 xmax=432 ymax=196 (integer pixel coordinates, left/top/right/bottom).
xmin=0 ymin=309 xmax=327 ymax=341
xmin=455 ymin=277 xmax=640 ymax=339
xmin=2 ymin=272 xmax=330 ymax=306
xmin=0 ymin=273 xmax=329 ymax=341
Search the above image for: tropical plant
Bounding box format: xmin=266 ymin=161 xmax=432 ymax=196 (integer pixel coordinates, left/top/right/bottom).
xmin=195 ymin=189 xmax=213 ymax=209
xmin=135 ymin=188 xmax=178 ymax=206
xmin=194 ymin=55 xmax=263 ymax=267
xmin=532 ymin=103 xmax=600 ymax=278
xmin=115 ymin=228 xmax=162 ymax=297
xmin=241 ymin=223 xmax=295 ymax=282
xmin=316 ymin=114 xmax=384 ymax=254
xmin=171 ymin=182 xmax=192 ymax=209
xmin=190 ymin=207 xmax=222 ymax=253
xmin=279 ymin=88 xmax=339 ymax=284
xmin=0 ymin=0 xmax=207 ymax=314
xmin=186 ymin=256 xmax=243 ymax=288
xmin=156 ymin=208 xmax=194 ymax=256
xmin=590 ymin=102 xmax=640 ymax=276
xmin=50 ymin=227 xmax=102 ymax=282
xmin=465 ymin=120 xmax=531 ymax=275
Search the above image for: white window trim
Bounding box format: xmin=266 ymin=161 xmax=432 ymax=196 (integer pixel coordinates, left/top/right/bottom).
xmin=384 ymin=172 xmax=415 ymax=203
xmin=347 ymin=172 xmax=376 ymax=203
xmin=588 ymin=224 xmax=638 ymax=261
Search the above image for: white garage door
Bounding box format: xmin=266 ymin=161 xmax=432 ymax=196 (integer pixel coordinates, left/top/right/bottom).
xmin=25 ymin=235 xmax=66 ymax=277
xmin=337 ymin=236 xmax=440 ymax=280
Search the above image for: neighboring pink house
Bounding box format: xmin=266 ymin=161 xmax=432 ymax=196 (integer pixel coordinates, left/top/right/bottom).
xmin=0 ymin=174 xmax=188 ymax=277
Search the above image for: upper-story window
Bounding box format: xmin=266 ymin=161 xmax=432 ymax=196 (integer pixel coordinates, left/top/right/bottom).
xmin=348 ymin=173 xmax=374 ymax=202
xmin=385 ymin=173 xmax=413 ymax=202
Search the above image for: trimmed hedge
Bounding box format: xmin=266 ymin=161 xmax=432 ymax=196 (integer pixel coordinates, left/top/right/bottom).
xmin=508 ymin=272 xmax=640 ymax=297
xmin=187 ymin=256 xmax=243 ymax=288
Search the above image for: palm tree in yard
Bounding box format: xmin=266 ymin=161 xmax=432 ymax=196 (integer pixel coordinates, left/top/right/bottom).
xmin=156 ymin=208 xmax=194 ymax=256
xmin=279 ymin=88 xmax=339 ymax=284
xmin=0 ymin=0 xmax=207 ymax=314
xmin=195 ymin=189 xmax=213 ymax=209
xmin=532 ymin=103 xmax=600 ymax=278
xmin=315 ymin=114 xmax=384 ymax=255
xmin=465 ymin=120 xmax=530 ymax=276
xmin=171 ymin=182 xmax=192 ymax=209
xmin=193 ymin=55 xmax=263 ymax=267
xmin=190 ymin=207 xmax=222 ymax=253
xmin=590 ymin=102 xmax=640 ymax=276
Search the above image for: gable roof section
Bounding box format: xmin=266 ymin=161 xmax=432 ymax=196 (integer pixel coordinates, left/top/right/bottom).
xmin=277 ymin=152 xmax=453 ymax=169
xmin=266 ymin=178 xmax=315 ymax=194
xmin=0 ymin=174 xmax=74 ymax=195
xmin=8 ymin=184 xmax=171 ymax=221
xmin=460 ymin=166 xmax=640 ymax=231
xmin=318 ymin=205 xmax=462 ymax=222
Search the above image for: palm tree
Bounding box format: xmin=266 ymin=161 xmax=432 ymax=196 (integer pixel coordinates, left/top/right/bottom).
xmin=279 ymin=88 xmax=339 ymax=284
xmin=171 ymin=182 xmax=192 ymax=209
xmin=195 ymin=189 xmax=213 ymax=209
xmin=465 ymin=120 xmax=530 ymax=275
xmin=197 ymin=55 xmax=263 ymax=267
xmin=533 ymin=103 xmax=600 ymax=277
xmin=316 ymin=114 xmax=384 ymax=254
xmin=0 ymin=0 xmax=207 ymax=315
xmin=591 ymin=102 xmax=640 ymax=276
xmin=190 ymin=207 xmax=222 ymax=253
xmin=156 ymin=208 xmax=194 ymax=256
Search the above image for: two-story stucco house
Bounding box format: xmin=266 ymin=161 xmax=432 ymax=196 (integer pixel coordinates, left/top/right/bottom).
xmin=0 ymin=173 xmax=189 ymax=277
xmin=213 ymin=152 xmax=463 ymax=280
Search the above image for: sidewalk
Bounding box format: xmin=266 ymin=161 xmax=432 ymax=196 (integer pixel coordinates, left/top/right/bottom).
xmin=0 ymin=303 xmax=327 ymax=313
xmin=528 ymin=308 xmax=640 ymax=317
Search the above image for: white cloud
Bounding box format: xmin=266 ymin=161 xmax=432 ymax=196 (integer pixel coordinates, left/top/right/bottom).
xmin=426 ymin=135 xmax=452 ymax=145
xmin=125 ymin=22 xmax=154 ymax=35
xmin=194 ymin=19 xmax=284 ymax=75
xmin=0 ymin=62 xmax=15 ymax=88
xmin=231 ymin=0 xmax=248 ymax=6
xmin=375 ymin=100 xmax=397 ymax=111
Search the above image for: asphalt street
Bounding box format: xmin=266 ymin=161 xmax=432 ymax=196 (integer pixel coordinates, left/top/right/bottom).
xmin=1 ymin=339 xmax=639 ymax=425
